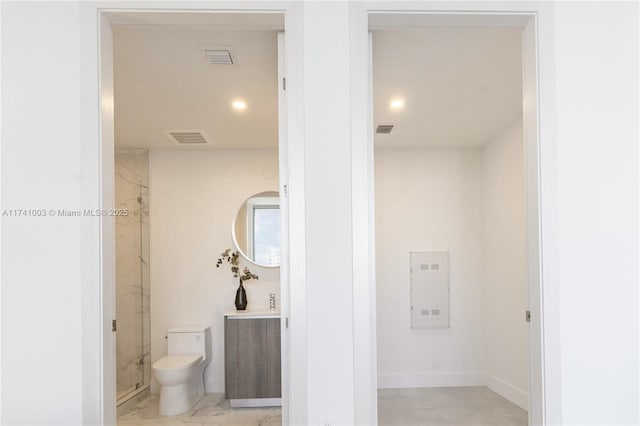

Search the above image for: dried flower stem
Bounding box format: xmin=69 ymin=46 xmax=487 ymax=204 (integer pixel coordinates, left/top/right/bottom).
xmin=216 ymin=248 xmax=259 ymax=282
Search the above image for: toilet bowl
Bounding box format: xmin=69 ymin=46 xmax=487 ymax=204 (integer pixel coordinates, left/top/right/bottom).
xmin=152 ymin=326 xmax=211 ymax=416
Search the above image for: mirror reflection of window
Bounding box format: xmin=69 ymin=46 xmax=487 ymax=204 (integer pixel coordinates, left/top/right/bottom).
xmin=252 ymin=206 xmax=280 ymax=266
xmin=232 ymin=191 xmax=280 ymax=268
xmin=246 ymin=196 xmax=280 ymax=266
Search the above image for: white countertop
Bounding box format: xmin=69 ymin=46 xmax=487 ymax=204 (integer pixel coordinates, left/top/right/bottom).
xmin=225 ymin=309 xmax=281 ymax=319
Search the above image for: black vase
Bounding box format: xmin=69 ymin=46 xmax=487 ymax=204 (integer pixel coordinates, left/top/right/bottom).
xmin=235 ymin=279 xmax=248 ymax=310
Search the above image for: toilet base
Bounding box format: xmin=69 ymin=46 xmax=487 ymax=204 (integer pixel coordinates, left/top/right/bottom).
xmin=158 ymin=379 xmax=205 ymax=416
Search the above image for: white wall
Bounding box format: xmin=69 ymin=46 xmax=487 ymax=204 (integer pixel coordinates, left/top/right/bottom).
xmin=1 ymin=2 xmax=638 ymax=425
xmin=1 ymin=3 xmax=84 ymax=424
xmin=149 ymin=149 xmax=280 ymax=393
xmin=555 ymin=3 xmax=639 ymax=424
xmin=303 ymin=3 xmax=356 ymax=424
xmin=375 ymin=148 xmax=487 ymax=387
xmin=482 ymin=120 xmax=529 ymax=408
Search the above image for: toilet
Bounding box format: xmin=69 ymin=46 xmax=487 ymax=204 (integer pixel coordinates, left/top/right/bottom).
xmin=152 ymin=325 xmax=212 ymax=416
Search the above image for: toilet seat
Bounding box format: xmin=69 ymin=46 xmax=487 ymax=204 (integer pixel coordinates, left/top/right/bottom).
xmin=153 ymin=354 xmax=202 ymax=371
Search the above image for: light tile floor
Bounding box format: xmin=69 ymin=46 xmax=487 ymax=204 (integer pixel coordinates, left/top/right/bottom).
xmin=378 ymin=387 xmax=528 ymax=426
xmin=118 ymin=386 xmax=526 ymax=426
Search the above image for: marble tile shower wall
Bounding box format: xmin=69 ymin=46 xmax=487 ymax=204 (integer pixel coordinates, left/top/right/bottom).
xmin=115 ymin=149 xmax=151 ymax=398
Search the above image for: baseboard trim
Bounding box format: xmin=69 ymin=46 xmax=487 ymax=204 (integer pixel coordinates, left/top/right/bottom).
xmin=486 ymin=373 xmax=528 ymax=410
xmin=377 ymin=371 xmax=486 ymax=389
xmin=378 ymin=371 xmax=529 ymax=411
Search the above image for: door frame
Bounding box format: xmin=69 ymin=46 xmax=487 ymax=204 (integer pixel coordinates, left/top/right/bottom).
xmin=93 ymin=6 xmax=301 ymax=425
xmin=350 ymin=3 xmax=560 ymax=425
xmin=85 ymin=3 xmax=560 ymax=425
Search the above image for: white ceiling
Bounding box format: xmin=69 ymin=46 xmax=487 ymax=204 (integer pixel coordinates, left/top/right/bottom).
xmin=113 ymin=25 xmax=521 ymax=150
xmin=373 ymin=27 xmax=522 ymax=148
xmin=113 ymin=26 xmax=279 ymax=149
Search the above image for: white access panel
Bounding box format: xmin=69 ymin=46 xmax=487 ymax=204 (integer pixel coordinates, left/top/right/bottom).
xmin=410 ymin=251 xmax=450 ymax=328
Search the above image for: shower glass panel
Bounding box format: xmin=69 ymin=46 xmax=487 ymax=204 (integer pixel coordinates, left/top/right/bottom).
xmin=115 ymin=149 xmax=151 ymax=403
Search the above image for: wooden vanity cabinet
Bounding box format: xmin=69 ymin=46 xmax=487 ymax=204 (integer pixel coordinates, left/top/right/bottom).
xmin=224 ymin=317 xmax=281 ymax=400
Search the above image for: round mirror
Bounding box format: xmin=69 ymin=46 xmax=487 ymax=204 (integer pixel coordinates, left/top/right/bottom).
xmin=232 ymin=191 xmax=280 ymax=268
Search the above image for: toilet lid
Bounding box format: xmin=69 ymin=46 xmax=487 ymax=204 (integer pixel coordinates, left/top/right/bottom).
xmin=152 ymin=354 xmax=202 ymax=371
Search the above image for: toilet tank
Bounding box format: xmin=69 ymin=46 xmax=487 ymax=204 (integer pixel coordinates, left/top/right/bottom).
xmin=167 ymin=326 xmax=212 ymax=361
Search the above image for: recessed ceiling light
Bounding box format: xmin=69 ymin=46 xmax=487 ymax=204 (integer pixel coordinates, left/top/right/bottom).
xmin=232 ymin=100 xmax=247 ymax=111
xmin=390 ymin=99 xmax=405 ymax=110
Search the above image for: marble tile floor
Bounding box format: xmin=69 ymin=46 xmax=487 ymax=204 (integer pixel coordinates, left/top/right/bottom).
xmin=118 ymin=393 xmax=281 ymax=426
xmin=117 ymin=384 xmax=138 ymax=402
xmin=118 ymin=386 xmax=526 ymax=426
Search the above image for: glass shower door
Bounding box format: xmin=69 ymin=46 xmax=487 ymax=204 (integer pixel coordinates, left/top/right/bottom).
xmin=115 ymin=149 xmax=151 ymax=403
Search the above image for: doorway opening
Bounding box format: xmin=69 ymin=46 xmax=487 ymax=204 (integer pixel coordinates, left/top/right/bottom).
xmin=100 ymin=10 xmax=289 ymax=424
xmin=369 ymin=13 xmax=542 ymax=426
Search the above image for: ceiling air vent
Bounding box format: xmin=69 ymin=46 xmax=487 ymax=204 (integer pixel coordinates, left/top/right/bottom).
xmin=164 ymin=130 xmax=211 ymax=146
xmin=204 ymin=49 xmax=234 ymax=65
xmin=376 ymin=124 xmax=394 ymax=134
